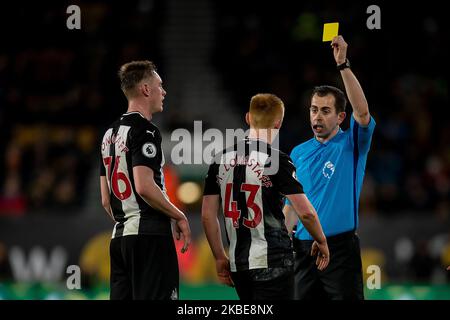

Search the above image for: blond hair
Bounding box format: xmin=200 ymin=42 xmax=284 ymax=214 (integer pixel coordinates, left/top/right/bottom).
xmin=249 ymin=94 xmax=284 ymax=129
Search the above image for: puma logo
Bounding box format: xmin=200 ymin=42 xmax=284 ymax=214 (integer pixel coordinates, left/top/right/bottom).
xmin=146 ymin=130 xmax=155 ymax=137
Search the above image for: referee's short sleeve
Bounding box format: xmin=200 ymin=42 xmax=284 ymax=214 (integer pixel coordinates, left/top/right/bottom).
xmin=274 ymin=153 xmax=304 ymax=196
xmin=350 ymin=114 xmax=376 ymax=155
xmin=130 ymin=126 xmax=161 ymax=172
xmin=203 ymin=163 xmax=220 ymax=195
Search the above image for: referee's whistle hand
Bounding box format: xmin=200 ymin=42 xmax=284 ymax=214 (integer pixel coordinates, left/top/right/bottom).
xmin=311 ymin=241 xmax=330 ymax=271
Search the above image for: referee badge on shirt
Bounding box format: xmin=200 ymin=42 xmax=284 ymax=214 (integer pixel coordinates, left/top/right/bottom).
xmin=322 ymin=161 xmax=335 ymax=179
xmin=142 ymin=142 xmax=157 ymax=158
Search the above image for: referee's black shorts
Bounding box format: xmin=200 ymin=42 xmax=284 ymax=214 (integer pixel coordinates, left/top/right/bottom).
xmin=109 ymin=234 xmax=179 ymax=300
xmin=293 ymin=231 xmax=364 ymax=300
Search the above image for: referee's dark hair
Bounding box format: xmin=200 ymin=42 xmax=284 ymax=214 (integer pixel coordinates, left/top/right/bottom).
xmin=118 ymin=60 xmax=157 ymax=98
xmin=311 ymin=85 xmax=347 ymax=113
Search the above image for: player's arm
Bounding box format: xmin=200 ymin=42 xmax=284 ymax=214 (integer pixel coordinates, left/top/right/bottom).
xmin=133 ymin=166 xmax=191 ymax=253
xmin=100 ymin=176 xmax=114 ymax=222
xmin=283 ymin=204 xmax=298 ymax=236
xmin=332 ymin=35 xmax=370 ymax=126
xmin=202 ymin=195 xmax=233 ymax=287
xmin=276 ymin=152 xmax=329 ymax=270
xmin=202 ymin=161 xmax=233 ymax=286
xmin=285 ymin=195 xmax=329 ymax=271
xmin=285 ymin=195 xmax=326 ymax=246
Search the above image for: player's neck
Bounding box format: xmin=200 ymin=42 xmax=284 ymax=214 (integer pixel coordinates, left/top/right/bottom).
xmin=127 ymin=100 xmax=152 ymax=121
xmin=248 ymin=128 xmax=276 ymax=145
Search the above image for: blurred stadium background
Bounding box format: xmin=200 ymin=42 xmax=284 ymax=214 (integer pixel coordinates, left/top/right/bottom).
xmin=0 ymin=1 xmax=449 ymax=300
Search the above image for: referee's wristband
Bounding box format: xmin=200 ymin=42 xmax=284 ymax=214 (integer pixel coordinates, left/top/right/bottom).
xmin=337 ymin=59 xmax=350 ymax=70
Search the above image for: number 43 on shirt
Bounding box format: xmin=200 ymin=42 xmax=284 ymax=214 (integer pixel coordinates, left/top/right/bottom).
xmin=224 ymin=183 xmax=262 ymax=229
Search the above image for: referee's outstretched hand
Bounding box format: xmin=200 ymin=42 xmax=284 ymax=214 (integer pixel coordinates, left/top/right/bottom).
xmin=175 ymin=218 xmax=191 ymax=254
xmin=311 ymin=241 xmax=330 ymax=271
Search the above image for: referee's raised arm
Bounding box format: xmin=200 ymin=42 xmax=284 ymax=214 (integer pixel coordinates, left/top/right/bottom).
xmin=332 ymin=35 xmax=371 ymax=126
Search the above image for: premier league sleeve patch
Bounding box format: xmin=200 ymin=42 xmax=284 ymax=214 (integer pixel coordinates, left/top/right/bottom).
xmin=142 ymin=142 xmax=157 ymax=158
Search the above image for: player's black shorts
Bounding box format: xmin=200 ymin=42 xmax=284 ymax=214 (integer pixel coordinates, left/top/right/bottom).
xmin=231 ymin=265 xmax=294 ymax=300
xmin=293 ymin=231 xmax=364 ymax=300
xmin=109 ymin=234 xmax=179 ymax=300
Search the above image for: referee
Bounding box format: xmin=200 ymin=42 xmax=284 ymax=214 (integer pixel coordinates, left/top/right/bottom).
xmin=284 ymin=36 xmax=376 ymax=300
xmin=100 ymin=61 xmax=191 ymax=300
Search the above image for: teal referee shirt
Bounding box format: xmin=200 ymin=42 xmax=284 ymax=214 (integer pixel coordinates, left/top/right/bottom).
xmin=287 ymin=114 xmax=376 ymax=240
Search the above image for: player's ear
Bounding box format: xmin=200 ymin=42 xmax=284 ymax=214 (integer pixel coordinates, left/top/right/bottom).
xmin=274 ymin=114 xmax=284 ymax=129
xmin=274 ymin=118 xmax=282 ymax=129
xmin=245 ymin=112 xmax=251 ymax=126
xmin=141 ymin=83 xmax=151 ymax=97
xmin=337 ymin=112 xmax=346 ymax=125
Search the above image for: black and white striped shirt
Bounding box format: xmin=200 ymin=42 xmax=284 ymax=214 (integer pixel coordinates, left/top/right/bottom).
xmin=100 ymin=112 xmax=170 ymax=239
xmin=203 ymin=138 xmax=304 ymax=272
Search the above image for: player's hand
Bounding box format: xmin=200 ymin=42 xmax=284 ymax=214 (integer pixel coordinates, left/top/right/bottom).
xmin=216 ymin=258 xmax=234 ymax=287
xmin=311 ymin=240 xmax=330 ymax=271
xmin=175 ymin=217 xmax=191 ymax=254
xmin=331 ymin=35 xmax=348 ymax=65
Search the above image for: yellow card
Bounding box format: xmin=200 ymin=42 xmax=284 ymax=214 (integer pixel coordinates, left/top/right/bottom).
xmin=322 ymin=22 xmax=339 ymax=42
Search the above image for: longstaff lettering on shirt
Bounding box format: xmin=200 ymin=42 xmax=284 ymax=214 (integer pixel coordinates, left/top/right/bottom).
xmin=223 ymin=155 xmax=262 ymax=173
xmin=221 ymin=155 xmax=272 ymax=187
xmin=102 ymin=133 xmax=130 ymax=153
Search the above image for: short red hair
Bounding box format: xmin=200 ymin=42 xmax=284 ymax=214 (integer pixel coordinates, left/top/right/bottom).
xmin=249 ymin=94 xmax=284 ymax=129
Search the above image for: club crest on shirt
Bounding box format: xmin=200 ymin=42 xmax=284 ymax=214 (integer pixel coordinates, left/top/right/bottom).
xmin=322 ymin=161 xmax=335 ymax=179
xmin=142 ymin=142 xmax=157 ymax=158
